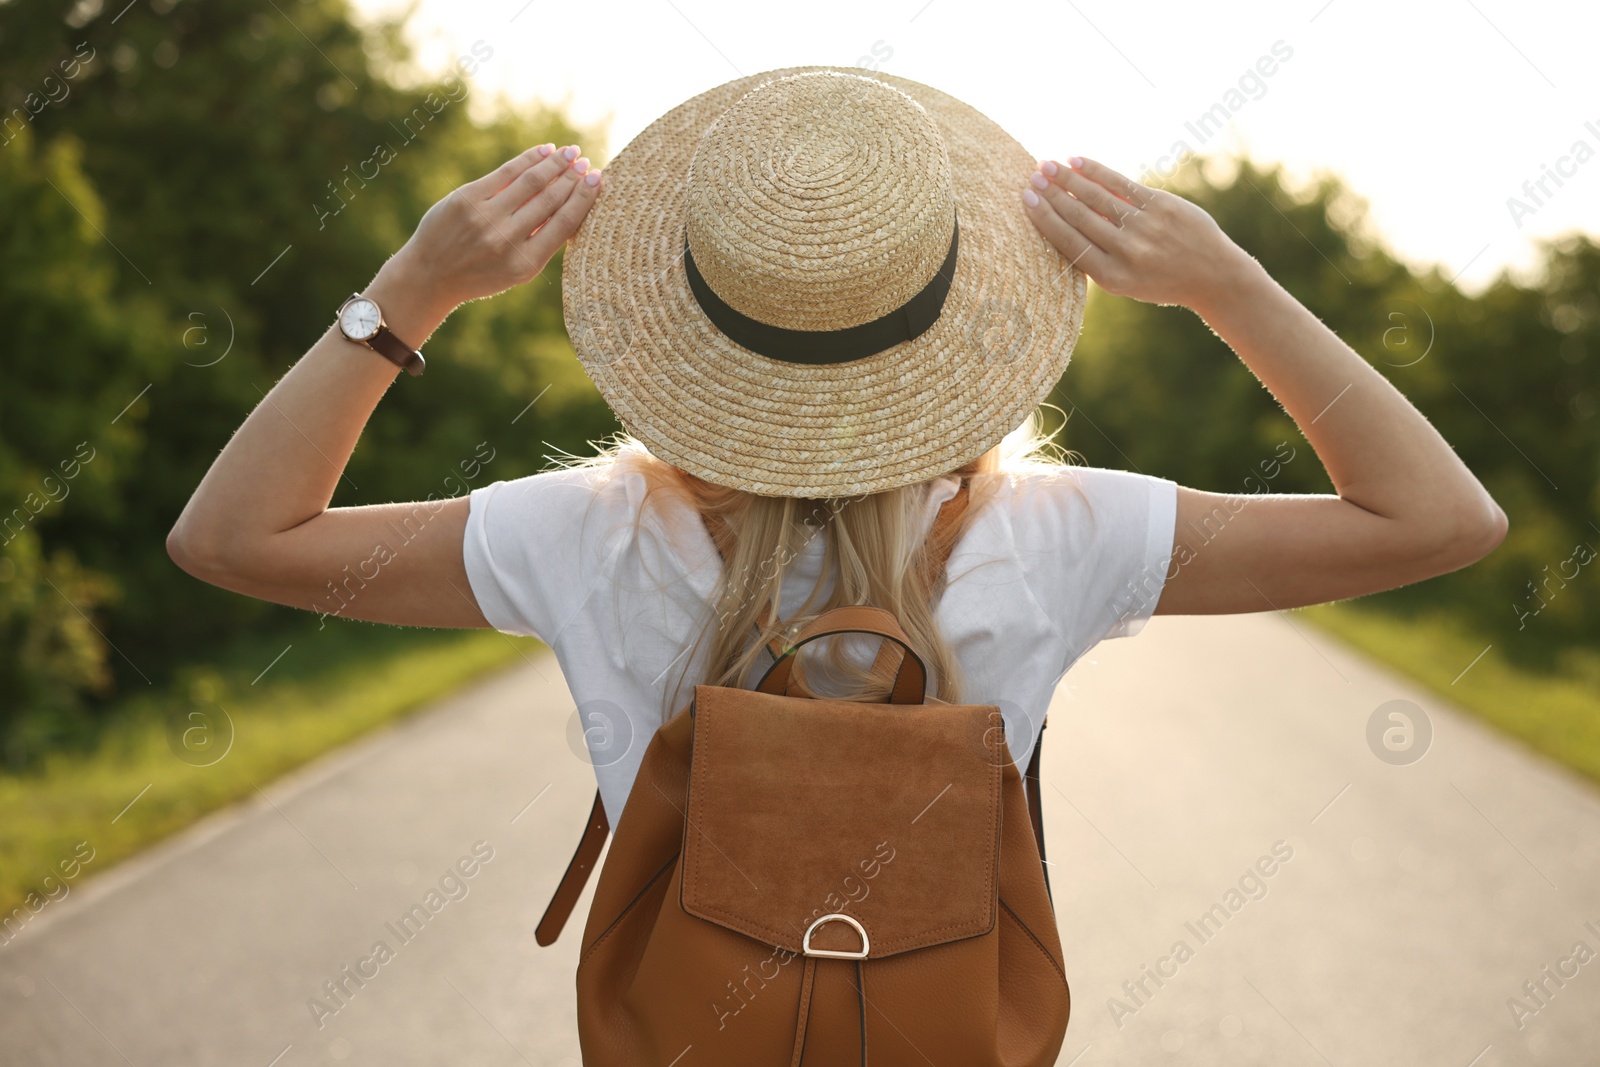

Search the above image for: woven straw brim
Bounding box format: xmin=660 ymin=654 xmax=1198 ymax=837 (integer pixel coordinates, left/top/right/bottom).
xmin=561 ymin=65 xmax=1086 ymax=498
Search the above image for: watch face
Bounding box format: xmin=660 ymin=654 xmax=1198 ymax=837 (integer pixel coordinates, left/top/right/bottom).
xmin=339 ymin=298 xmax=381 ymax=341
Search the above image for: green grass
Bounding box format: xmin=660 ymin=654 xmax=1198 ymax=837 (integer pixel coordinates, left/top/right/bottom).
xmin=0 ymin=624 xmax=542 ymax=921
xmin=9 ymin=600 xmax=1595 ymax=930
xmin=1299 ymin=601 xmax=1600 ymax=786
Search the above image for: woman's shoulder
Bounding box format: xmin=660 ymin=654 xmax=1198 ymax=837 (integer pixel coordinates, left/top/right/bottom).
xmin=474 ymin=451 xmax=671 ymax=515
xmin=465 ymin=456 xmax=681 ymax=575
xmin=964 ymin=462 xmax=1177 ymax=574
xmin=967 ymin=461 xmax=1173 ymax=515
xmin=461 ymin=452 xmax=716 ymax=639
xmin=969 ymin=462 xmax=1179 ymax=641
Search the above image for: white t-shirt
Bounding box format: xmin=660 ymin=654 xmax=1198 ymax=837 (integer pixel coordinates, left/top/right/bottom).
xmin=463 ymin=463 xmax=1179 ymax=824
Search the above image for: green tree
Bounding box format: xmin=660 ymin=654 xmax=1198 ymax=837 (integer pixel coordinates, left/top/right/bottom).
xmin=0 ymin=0 xmax=615 ymax=761
xmin=0 ymin=126 xmax=168 ymax=759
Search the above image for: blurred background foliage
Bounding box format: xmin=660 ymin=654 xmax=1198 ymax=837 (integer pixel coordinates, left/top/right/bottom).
xmin=0 ymin=0 xmax=1594 ymax=769
xmin=1058 ymin=156 xmax=1598 ymax=684
xmin=0 ymin=0 xmax=612 ymax=765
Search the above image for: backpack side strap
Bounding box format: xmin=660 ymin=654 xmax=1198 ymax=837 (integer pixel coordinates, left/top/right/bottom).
xmin=534 ymin=792 xmax=611 ymax=947
xmin=1026 ymin=715 xmax=1050 ymax=901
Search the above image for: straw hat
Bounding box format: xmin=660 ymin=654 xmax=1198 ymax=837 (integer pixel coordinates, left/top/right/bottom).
xmin=561 ymin=65 xmax=1086 ymax=498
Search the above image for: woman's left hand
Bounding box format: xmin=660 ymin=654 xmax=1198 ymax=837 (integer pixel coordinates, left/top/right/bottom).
xmin=1021 ymin=156 xmax=1251 ymax=313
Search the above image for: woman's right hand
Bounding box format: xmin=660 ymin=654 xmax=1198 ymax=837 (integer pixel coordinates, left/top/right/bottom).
xmin=1021 ymin=155 xmax=1249 ymax=314
xmin=386 ymin=143 xmax=604 ymax=313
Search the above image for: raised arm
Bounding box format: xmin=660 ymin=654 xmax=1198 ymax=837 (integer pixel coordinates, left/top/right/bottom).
xmin=166 ymin=144 xmax=603 ymax=628
xmin=1021 ymin=156 xmax=1507 ymax=615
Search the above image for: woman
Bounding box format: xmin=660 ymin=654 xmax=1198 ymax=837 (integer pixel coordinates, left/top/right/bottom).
xmin=167 ymin=65 xmax=1505 ymax=896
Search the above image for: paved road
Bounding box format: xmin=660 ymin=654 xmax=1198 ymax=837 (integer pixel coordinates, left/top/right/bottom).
xmin=2 ymin=612 xmax=1597 ymax=1066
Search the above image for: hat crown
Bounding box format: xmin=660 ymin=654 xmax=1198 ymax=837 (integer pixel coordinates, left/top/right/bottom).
xmin=684 ymin=71 xmax=958 ymax=332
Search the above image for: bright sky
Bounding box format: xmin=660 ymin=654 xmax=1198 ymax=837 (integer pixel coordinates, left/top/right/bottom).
xmin=350 ymin=0 xmax=1600 ymax=295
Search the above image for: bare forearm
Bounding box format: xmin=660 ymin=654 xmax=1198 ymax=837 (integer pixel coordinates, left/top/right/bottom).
xmin=163 ymin=142 xmax=600 ymax=629
xmin=1192 ymin=252 xmax=1505 ymax=539
xmin=1026 ymin=155 xmax=1505 ymax=614
xmin=170 ymin=255 xmax=453 ymax=562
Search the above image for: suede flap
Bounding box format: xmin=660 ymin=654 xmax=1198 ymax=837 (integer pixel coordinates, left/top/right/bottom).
xmin=680 ymin=683 xmax=1003 ymax=958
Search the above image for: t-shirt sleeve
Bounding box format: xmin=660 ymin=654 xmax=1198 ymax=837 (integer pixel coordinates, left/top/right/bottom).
xmin=1006 ymin=465 xmax=1179 ymax=673
xmin=461 ymin=465 xmax=636 ymax=643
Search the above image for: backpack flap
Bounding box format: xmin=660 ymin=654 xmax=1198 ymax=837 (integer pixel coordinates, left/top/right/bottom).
xmin=679 ymin=683 xmax=1002 ymax=959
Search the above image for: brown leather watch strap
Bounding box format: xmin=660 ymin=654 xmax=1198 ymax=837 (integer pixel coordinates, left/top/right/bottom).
xmin=368 ymin=325 xmax=426 ymax=377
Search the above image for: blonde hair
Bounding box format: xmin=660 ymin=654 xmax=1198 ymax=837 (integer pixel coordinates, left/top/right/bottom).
xmin=550 ymin=406 xmax=1080 ymax=725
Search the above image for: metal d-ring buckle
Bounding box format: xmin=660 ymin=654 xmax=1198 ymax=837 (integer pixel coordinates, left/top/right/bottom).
xmin=801 ymin=913 xmax=870 ymax=959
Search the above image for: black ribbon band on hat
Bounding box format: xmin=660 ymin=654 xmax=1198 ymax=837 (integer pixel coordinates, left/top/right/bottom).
xmin=682 ymin=216 xmax=960 ymax=365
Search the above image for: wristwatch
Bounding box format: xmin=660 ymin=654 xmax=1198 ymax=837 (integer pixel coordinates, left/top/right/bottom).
xmin=335 ymin=293 xmax=426 ymax=376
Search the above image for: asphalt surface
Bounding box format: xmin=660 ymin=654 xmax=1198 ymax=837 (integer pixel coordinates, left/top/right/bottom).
xmin=2 ymin=611 xmax=1597 ymax=1066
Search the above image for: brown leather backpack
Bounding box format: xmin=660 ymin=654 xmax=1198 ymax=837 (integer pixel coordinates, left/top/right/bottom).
xmin=536 ymin=479 xmax=1069 ymax=1065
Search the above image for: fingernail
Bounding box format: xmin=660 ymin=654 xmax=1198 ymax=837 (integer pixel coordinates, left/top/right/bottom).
xmin=1022 ymin=189 xmax=1040 ymax=207
xmin=537 ymin=144 xmax=554 ymax=157
xmin=1068 ymin=156 xmax=1085 ymax=169
xmin=574 ymin=157 xmax=590 ymax=175
xmin=1040 ymin=159 xmax=1059 ymax=177
xmin=562 ymin=145 xmax=579 ymax=161
xmin=585 ymin=169 xmax=601 ymax=187
xmin=1029 ymin=172 xmax=1049 ymax=189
